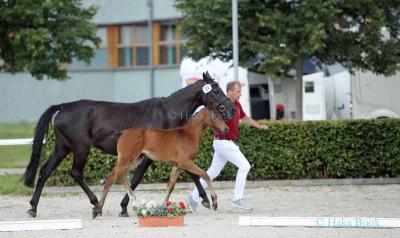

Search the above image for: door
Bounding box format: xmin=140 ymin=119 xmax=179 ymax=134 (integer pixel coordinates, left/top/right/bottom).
xmin=303 ymin=72 xmax=326 ymax=120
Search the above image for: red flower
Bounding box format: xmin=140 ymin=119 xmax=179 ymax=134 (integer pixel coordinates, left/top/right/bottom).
xmin=179 ymin=202 xmax=186 ymax=209
xmin=165 ymin=201 xmax=172 ymax=206
xmin=167 ymin=207 xmax=174 ymax=212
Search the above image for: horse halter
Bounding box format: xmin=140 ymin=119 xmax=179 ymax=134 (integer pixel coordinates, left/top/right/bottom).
xmin=203 ymin=82 xmax=230 ymax=115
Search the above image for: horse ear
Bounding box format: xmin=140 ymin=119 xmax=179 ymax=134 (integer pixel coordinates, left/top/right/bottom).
xmin=203 ymin=71 xmax=214 ymax=83
xmin=206 ymin=71 xmax=215 ymax=82
xmin=203 ymin=72 xmax=209 ymax=83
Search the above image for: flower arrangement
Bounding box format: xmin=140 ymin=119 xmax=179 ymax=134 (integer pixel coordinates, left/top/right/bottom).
xmin=135 ymin=200 xmax=187 ymax=218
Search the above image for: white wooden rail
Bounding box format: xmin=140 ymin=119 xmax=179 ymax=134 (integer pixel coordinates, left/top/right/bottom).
xmin=0 ymin=138 xmax=34 ymax=146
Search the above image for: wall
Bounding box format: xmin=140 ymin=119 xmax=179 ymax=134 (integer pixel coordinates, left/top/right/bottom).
xmin=0 ymin=67 xmax=181 ymax=123
xmin=83 ymin=0 xmax=182 ymax=24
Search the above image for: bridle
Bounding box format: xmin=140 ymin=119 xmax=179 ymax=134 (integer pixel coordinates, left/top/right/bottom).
xmin=204 ymin=82 xmax=230 ymax=117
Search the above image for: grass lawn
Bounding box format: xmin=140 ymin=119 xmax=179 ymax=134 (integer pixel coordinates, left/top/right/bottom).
xmin=0 ymin=122 xmax=35 ymax=168
xmin=0 ymin=174 xmax=33 ymax=195
xmin=0 ymin=145 xmax=31 ymax=168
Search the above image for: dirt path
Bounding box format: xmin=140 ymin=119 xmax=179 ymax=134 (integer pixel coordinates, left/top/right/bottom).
xmin=1 ymin=182 xmax=399 ymax=238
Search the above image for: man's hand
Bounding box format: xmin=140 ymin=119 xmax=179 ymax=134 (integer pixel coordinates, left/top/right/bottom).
xmin=242 ymin=116 xmax=269 ymax=130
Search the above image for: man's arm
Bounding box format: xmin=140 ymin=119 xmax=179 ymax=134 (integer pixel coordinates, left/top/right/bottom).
xmin=241 ymin=115 xmax=269 ymax=130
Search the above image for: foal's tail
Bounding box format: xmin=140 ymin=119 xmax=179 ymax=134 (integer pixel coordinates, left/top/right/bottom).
xmin=23 ymin=104 xmax=62 ymax=187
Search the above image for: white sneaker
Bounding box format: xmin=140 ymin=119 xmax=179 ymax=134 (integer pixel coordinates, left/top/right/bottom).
xmin=232 ymin=199 xmax=253 ymax=210
xmin=185 ymin=195 xmax=198 ymax=213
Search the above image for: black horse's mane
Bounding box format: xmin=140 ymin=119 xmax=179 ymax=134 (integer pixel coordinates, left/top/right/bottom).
xmin=162 ymin=80 xmax=203 ymax=100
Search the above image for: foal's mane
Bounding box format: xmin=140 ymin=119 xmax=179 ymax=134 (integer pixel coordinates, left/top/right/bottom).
xmin=151 ymin=108 xmax=209 ymax=132
xmin=184 ymin=108 xmax=209 ymax=128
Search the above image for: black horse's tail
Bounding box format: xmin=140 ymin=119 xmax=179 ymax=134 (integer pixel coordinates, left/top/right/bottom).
xmin=23 ymin=104 xmax=61 ymax=187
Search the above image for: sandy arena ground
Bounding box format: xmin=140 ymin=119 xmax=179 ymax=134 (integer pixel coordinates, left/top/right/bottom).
xmin=0 ymin=181 xmax=399 ymax=238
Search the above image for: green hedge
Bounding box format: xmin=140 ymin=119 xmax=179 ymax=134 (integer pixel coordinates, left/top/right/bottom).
xmin=40 ymin=119 xmax=400 ymax=186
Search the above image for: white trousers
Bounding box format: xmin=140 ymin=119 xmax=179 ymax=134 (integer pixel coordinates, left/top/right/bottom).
xmin=191 ymin=139 xmax=251 ymax=202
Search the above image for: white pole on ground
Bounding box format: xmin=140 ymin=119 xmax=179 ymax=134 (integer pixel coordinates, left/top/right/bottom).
xmin=0 ymin=219 xmax=82 ymax=232
xmin=239 ymin=216 xmax=400 ymax=228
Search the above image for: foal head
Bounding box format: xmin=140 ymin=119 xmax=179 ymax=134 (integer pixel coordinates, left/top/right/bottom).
xmin=196 ymin=108 xmax=229 ymax=134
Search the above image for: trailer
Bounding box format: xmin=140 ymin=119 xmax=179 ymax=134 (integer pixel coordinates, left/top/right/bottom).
xmin=302 ymin=68 xmax=400 ymax=120
xmin=351 ymin=70 xmax=400 ymax=119
xmin=180 ymin=57 xmax=272 ymax=120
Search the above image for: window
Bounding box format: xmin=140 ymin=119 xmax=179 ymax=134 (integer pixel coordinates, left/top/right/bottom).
xmin=117 ymin=24 xmax=150 ymax=67
xmin=91 ymin=27 xmax=108 ymax=67
xmin=82 ymin=21 xmax=187 ymax=70
xmin=69 ymin=27 xmax=108 ymax=69
xmin=159 ymin=22 xmax=184 ymax=65
xmin=305 ymin=81 xmax=315 ymax=93
xmin=118 ymin=26 xmax=132 ymax=66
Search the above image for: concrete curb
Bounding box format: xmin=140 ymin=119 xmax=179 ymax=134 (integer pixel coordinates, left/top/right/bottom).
xmin=40 ymin=178 xmax=400 ymax=194
xmin=1 ymin=168 xmax=399 ymax=194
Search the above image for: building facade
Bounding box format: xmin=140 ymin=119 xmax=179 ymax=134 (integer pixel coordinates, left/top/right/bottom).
xmin=0 ymin=0 xmax=185 ymax=123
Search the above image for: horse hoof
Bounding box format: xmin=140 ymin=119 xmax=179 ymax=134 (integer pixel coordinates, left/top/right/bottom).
xmin=212 ymin=203 xmax=218 ymax=211
xmin=27 ymin=209 xmax=37 ymax=218
xmin=119 ymin=212 xmax=129 ymax=217
xmin=92 ymin=211 xmax=102 ymax=219
xmin=92 ymin=207 xmax=102 ymax=219
xmin=201 ymin=200 xmax=211 ymax=209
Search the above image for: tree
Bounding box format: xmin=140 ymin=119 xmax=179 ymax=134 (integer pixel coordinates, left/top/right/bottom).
xmin=0 ymin=0 xmax=101 ymax=80
xmin=175 ymin=0 xmax=400 ymax=119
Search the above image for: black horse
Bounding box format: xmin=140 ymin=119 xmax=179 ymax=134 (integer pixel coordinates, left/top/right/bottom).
xmin=23 ymin=72 xmax=236 ymax=218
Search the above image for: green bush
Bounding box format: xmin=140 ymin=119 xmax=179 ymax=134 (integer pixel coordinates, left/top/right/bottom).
xmin=40 ymin=119 xmax=400 ymax=186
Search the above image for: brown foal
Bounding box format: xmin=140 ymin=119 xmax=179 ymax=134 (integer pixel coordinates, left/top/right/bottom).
xmin=93 ymin=108 xmax=229 ymax=218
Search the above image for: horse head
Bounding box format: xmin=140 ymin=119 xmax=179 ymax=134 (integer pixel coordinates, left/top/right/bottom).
xmin=198 ymin=107 xmax=229 ymax=134
xmin=202 ymin=71 xmax=236 ymax=120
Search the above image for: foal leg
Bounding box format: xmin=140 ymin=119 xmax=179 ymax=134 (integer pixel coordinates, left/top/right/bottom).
xmin=94 ymin=155 xmax=136 ymax=219
xmin=164 ymin=167 xmax=211 ymax=208
xmin=119 ymin=155 xmax=153 ymax=217
xmin=118 ymin=155 xmax=144 ymax=211
xmin=165 ymin=166 xmax=180 ymax=202
xmin=118 ymin=173 xmax=137 ymax=210
xmin=28 ymin=145 xmax=70 ymax=217
xmin=94 ymin=167 xmax=119 ymax=219
xmin=180 ymin=160 xmax=218 ymax=211
xmin=187 ymin=171 xmax=211 ymax=209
